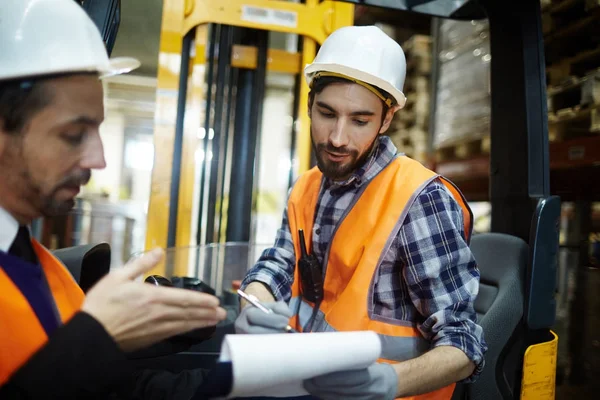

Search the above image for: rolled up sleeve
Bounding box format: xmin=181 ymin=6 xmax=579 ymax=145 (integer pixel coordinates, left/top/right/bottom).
xmin=240 ymin=204 xmax=296 ymax=302
xmin=398 ymin=181 xmax=488 ymax=382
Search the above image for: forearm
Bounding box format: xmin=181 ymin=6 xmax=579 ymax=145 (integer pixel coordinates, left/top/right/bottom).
xmin=240 ymin=205 xmax=297 ymax=305
xmin=392 ymin=346 xmax=475 ymax=397
xmin=240 ymin=281 xmax=276 ymax=308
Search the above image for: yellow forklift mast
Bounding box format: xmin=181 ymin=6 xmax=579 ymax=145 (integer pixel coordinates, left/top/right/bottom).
xmin=140 ymin=0 xmax=560 ymax=398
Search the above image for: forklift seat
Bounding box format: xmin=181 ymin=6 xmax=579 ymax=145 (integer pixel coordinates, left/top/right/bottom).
xmin=52 ymin=243 xmax=111 ymax=293
xmin=453 ymin=232 xmax=528 ymax=400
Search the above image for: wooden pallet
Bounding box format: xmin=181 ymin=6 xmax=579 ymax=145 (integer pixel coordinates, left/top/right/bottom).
xmin=403 ymin=35 xmax=431 ymax=55
xmin=548 ymin=103 xmax=600 ymax=141
xmin=434 ymin=136 xmax=491 ymax=163
xmin=387 ymin=127 xmax=429 ymax=163
xmin=542 ymin=0 xmax=600 ymax=35
xmin=404 ymin=35 xmax=432 ymax=76
xmin=547 ymin=69 xmax=600 ymax=112
xmin=544 ymin=6 xmax=600 ymax=65
xmin=407 ymin=53 xmax=432 ymax=76
xmin=546 ymin=47 xmax=600 ymax=85
xmin=392 ymin=89 xmax=430 ymax=130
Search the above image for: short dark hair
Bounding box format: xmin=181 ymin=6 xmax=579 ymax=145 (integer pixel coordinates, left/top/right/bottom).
xmin=308 ymin=75 xmax=393 ymax=123
xmin=0 ymin=79 xmax=52 ymax=134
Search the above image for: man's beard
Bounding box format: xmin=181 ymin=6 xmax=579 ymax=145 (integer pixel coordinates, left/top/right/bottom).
xmin=311 ymin=130 xmax=379 ymax=181
xmin=40 ymin=169 xmax=91 ymax=216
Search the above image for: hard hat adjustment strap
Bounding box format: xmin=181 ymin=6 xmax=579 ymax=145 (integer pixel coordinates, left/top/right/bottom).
xmin=311 ymin=71 xmax=394 ymax=108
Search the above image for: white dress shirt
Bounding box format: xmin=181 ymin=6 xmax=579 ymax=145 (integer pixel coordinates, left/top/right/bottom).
xmin=0 ymin=206 xmax=19 ymax=253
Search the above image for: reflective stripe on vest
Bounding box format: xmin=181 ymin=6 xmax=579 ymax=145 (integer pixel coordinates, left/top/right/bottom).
xmin=290 ymin=296 xmax=430 ymax=362
xmin=0 ymin=240 xmax=85 ymax=385
xmin=286 ymin=155 xmax=473 ymax=400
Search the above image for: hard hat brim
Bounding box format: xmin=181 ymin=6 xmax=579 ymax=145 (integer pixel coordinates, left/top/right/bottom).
xmin=305 ymin=63 xmax=406 ymax=109
xmin=0 ymin=57 xmax=141 ymax=83
xmin=100 ymin=57 xmax=141 ymax=78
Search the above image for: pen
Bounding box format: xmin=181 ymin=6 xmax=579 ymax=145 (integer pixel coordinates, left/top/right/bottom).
xmin=237 ymin=289 xmax=297 ymax=333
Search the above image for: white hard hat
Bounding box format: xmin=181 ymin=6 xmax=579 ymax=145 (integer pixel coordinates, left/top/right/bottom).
xmin=304 ymin=25 xmax=407 ymax=109
xmin=0 ymin=0 xmax=140 ymax=82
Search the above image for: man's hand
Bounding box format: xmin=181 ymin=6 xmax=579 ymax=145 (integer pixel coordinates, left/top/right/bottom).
xmin=81 ymin=248 xmax=227 ymax=352
xmin=303 ymin=363 xmax=398 ymax=400
xmin=234 ymin=301 xmax=292 ymax=334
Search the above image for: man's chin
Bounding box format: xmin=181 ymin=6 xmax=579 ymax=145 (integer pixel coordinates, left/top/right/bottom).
xmin=41 ymin=199 xmax=76 ymax=217
xmin=317 ymin=162 xmax=352 ymax=181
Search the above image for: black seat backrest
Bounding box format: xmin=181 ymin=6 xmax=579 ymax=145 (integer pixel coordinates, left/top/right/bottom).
xmin=52 ymin=243 xmax=111 ymax=293
xmin=462 ymin=233 xmax=529 ymax=400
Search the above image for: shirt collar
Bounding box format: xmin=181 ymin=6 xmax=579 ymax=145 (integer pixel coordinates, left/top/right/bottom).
xmin=325 ymin=135 xmax=398 ymax=189
xmin=0 ymin=206 xmax=20 ymax=253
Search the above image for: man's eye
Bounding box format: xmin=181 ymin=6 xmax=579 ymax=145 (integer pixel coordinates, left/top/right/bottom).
xmin=354 ymin=120 xmax=368 ymax=126
xmin=63 ymin=132 xmax=85 ymax=145
xmin=319 ymin=110 xmax=335 ymax=118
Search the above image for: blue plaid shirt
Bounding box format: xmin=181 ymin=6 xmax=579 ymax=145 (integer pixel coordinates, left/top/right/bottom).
xmin=241 ymin=135 xmax=487 ymax=381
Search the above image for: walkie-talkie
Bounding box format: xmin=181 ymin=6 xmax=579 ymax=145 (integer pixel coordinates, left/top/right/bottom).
xmin=298 ymin=229 xmax=323 ymax=304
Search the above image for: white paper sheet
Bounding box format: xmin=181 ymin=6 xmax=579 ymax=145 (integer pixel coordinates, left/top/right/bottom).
xmin=218 ymin=330 xmax=382 ymax=398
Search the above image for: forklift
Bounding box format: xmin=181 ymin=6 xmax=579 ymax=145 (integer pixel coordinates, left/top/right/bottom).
xmin=59 ymin=0 xmax=559 ymax=399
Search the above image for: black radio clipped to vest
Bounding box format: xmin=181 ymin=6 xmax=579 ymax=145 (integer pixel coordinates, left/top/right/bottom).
xmin=298 ymin=229 xmax=323 ymax=304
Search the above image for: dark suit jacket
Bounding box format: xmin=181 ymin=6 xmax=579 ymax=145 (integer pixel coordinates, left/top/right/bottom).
xmin=0 ymin=312 xmax=211 ymax=399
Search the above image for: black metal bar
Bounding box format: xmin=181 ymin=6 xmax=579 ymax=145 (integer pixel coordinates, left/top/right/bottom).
xmin=217 ymin=29 xmax=240 ymax=240
xmin=249 ymin=30 xmax=269 ymax=200
xmin=196 ymin=24 xmax=219 ymax=245
xmin=226 ymin=68 xmax=254 ymax=242
xmin=523 ymin=1 xmax=550 ymax=198
xmin=226 ymin=29 xmax=268 ymax=242
xmin=482 ymin=0 xmax=548 ymax=242
xmin=206 ymin=26 xmax=232 ymax=243
xmin=167 ymin=28 xmax=194 ymax=248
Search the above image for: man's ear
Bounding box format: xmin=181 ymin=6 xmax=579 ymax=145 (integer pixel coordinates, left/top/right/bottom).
xmin=307 ymin=95 xmax=313 ymax=119
xmin=378 ymin=107 xmax=398 ymax=134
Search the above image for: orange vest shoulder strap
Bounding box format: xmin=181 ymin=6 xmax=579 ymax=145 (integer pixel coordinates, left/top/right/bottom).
xmin=0 ymin=242 xmax=84 ymax=385
xmin=288 ymin=166 xmax=322 ymax=258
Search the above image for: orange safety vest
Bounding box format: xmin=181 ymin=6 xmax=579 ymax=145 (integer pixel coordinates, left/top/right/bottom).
xmin=287 ymin=155 xmax=472 ymax=400
xmin=0 ymin=240 xmax=85 ymax=385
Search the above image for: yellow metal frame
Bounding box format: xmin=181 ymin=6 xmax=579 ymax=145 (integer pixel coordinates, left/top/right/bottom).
xmin=520 ymin=330 xmax=558 ymax=399
xmin=145 ymin=0 xmax=354 ymax=276
xmin=184 ymin=0 xmax=352 ymax=44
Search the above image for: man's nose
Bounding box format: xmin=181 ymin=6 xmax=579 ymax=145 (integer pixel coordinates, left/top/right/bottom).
xmin=80 ymin=132 xmax=107 ymax=170
xmin=328 ymin=118 xmax=349 ymax=148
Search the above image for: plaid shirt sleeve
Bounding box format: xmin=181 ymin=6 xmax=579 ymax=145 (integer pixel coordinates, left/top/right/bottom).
xmin=240 ymin=203 xmax=296 ymax=302
xmin=397 ymin=180 xmax=488 ymax=382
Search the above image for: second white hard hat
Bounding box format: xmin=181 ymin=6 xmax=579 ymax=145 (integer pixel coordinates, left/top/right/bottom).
xmin=304 ymin=25 xmax=407 ymax=109
xmin=0 ymin=0 xmax=140 ymax=82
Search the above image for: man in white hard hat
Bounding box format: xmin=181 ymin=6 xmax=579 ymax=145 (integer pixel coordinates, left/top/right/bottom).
xmin=236 ymin=25 xmax=487 ymax=399
xmin=0 ymin=0 xmax=227 ymax=398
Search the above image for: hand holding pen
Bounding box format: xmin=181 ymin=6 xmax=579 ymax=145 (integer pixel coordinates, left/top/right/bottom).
xmin=234 ymin=289 xmax=297 ymax=334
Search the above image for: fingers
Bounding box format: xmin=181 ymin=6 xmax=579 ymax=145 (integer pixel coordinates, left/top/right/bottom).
xmin=157 ymin=306 xmax=226 ymax=326
xmin=119 ymin=248 xmax=165 ymax=280
xmin=156 ymin=302 xmax=227 ymax=322
xmin=318 ymin=369 xmax=370 ymax=386
xmin=142 ymin=285 xmax=227 ymax=321
xmin=303 ymin=370 xmax=371 ymax=399
xmin=245 ymin=307 xmax=291 ymax=329
xmin=269 ymin=301 xmax=293 ymax=318
xmin=149 ymin=285 xmax=221 ymax=308
xmin=235 ymin=323 xmax=287 ymax=335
